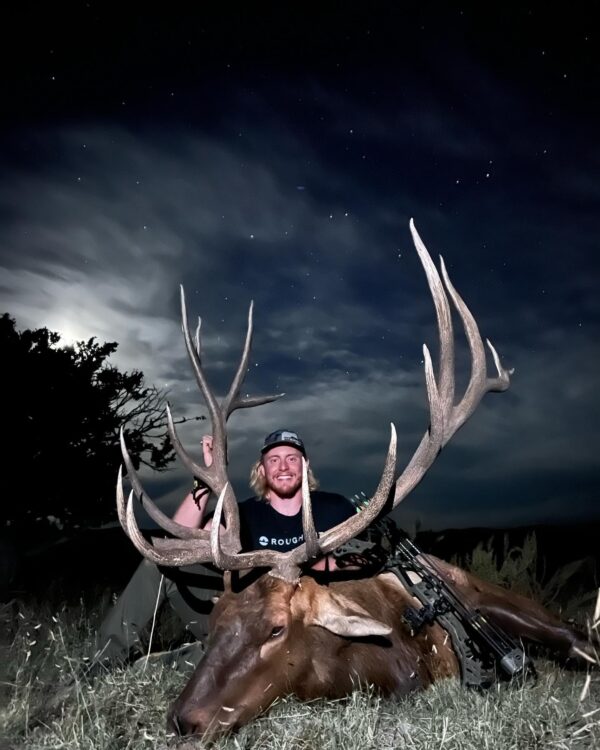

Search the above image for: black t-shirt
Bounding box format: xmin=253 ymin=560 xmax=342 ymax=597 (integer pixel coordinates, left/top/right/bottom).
xmin=237 ymin=491 xmax=355 ymax=553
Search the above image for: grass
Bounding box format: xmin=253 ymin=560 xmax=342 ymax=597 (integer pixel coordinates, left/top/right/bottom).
xmin=454 ymin=533 xmax=598 ymax=621
xmin=1 ymin=537 xmax=599 ymax=749
xmin=2 ymin=625 xmax=598 ymax=750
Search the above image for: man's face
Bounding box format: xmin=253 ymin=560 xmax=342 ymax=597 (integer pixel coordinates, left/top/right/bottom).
xmin=259 ymin=445 xmax=305 ymax=498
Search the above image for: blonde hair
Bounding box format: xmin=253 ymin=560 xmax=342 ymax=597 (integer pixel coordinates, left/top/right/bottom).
xmin=249 ymin=458 xmax=319 ymax=498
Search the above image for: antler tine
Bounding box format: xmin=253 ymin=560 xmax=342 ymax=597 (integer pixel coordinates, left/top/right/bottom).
xmin=116 ymin=464 xmax=130 ymax=539
xmin=409 ymin=219 xmax=455 ymax=408
xmin=119 ymin=428 xmax=208 ymax=541
xmin=300 ymin=458 xmax=320 ymax=560
xmin=233 ymin=394 xmax=286 ymax=409
xmin=313 ymin=423 xmax=398 ymax=555
xmin=487 ymin=338 xmax=514 ymax=386
xmin=123 ymin=489 xmax=165 ymax=565
xmin=194 ymin=317 xmax=201 ymax=356
xmin=123 ymin=488 xmax=216 ymax=566
xmin=222 ymin=301 xmax=285 ymax=417
xmin=439 ymin=258 xmax=512 ymax=436
xmin=221 ymin=301 xmax=254 ymax=418
xmin=210 ymin=485 xmax=234 ymax=569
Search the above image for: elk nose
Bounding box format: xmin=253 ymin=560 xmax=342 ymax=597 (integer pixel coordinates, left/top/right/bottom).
xmin=167 ymin=708 xmax=198 ymax=736
xmin=167 ymin=709 xmax=185 ymax=736
xmin=168 ymin=707 xmax=227 ymax=737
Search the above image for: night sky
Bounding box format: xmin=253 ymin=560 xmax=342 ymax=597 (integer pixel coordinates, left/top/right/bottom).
xmin=2 ymin=6 xmax=598 ymax=532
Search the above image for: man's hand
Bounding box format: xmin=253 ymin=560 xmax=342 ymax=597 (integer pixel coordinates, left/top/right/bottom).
xmin=190 ymin=435 xmax=214 ymax=510
xmin=202 ymin=435 xmax=214 ymax=467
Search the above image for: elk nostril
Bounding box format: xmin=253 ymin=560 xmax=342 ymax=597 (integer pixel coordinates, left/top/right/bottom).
xmin=167 ymin=711 xmax=183 ymax=736
xmin=167 ymin=709 xmax=198 ymax=737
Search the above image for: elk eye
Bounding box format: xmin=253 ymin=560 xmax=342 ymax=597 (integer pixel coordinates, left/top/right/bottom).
xmin=270 ymin=625 xmax=285 ymax=638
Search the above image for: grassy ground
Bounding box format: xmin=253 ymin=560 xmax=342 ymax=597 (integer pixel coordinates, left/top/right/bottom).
xmin=1 ymin=539 xmax=599 ymax=749
xmin=1 ymin=626 xmax=598 ymax=750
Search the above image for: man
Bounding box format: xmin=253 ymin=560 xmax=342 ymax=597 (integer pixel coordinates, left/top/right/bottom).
xmin=177 ymin=429 xmax=355 ymax=564
xmin=95 ymin=429 xmax=356 ymax=666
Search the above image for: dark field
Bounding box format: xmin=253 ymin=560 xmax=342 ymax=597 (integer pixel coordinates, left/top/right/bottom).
xmin=5 ymin=521 xmax=600 ymax=605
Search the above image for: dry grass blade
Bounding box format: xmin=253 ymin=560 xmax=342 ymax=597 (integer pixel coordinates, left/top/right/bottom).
xmin=572 ymin=647 xmax=599 ymax=666
xmin=593 ymin=589 xmax=600 ymax=630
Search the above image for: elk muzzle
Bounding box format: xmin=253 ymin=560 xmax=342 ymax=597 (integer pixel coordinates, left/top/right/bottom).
xmin=168 ymin=702 xmax=245 ymax=737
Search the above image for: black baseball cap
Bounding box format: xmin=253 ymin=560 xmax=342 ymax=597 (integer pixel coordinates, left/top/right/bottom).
xmin=261 ymin=429 xmax=307 ymax=456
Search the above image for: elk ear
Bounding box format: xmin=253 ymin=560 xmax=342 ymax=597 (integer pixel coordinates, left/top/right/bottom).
xmin=311 ymin=591 xmax=392 ymax=638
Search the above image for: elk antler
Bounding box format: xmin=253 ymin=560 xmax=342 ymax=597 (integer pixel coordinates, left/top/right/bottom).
xmin=118 ymin=293 xmax=284 ymax=562
xmin=388 ymin=220 xmax=512 ymax=509
xmin=117 ymin=220 xmax=512 ymax=582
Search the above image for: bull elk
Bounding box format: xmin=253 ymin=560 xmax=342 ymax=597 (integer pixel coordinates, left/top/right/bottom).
xmin=117 ymin=220 xmax=594 ymax=738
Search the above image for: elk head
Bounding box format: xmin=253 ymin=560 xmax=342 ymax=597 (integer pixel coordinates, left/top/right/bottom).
xmin=117 ymin=220 xmax=512 ymax=737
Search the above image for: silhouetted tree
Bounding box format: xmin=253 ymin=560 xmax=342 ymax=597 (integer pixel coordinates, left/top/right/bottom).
xmin=0 ymin=314 xmax=195 ymax=534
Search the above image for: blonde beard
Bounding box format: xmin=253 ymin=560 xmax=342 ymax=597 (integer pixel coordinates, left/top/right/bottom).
xmin=264 ymin=476 xmax=303 ymax=500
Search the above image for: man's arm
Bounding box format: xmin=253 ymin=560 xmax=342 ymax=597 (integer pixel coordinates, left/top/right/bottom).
xmin=172 ymin=436 xmax=214 ymax=529
xmin=310 ymin=554 xmax=342 ymax=572
xmin=172 ymin=489 xmax=207 ymax=527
